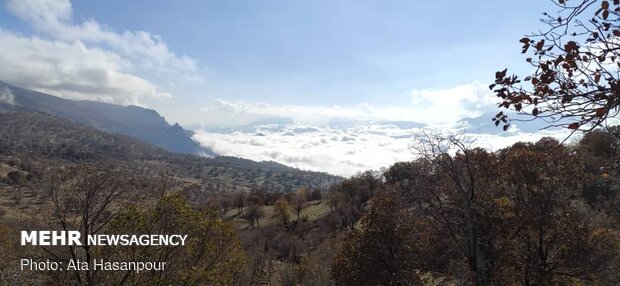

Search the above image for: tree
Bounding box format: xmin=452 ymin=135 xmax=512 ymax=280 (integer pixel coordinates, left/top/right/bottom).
xmin=328 ymin=171 xmax=381 ymax=213
xmin=491 ymin=0 xmax=620 ymax=131
xmin=399 ymin=134 xmax=620 ymax=285
xmin=491 ymin=139 xmax=620 ymax=285
xmin=45 ymin=164 xmax=135 ymax=285
xmin=578 ymin=128 xmax=620 ymax=226
xmin=108 ymin=194 xmax=247 ymax=285
xmin=331 ymin=194 xmax=424 ymax=285
xmin=309 ymin=188 xmax=322 ymax=203
xmin=292 ymin=188 xmax=307 ymax=221
xmin=244 ymin=204 xmax=265 ymax=228
xmin=384 ymin=161 xmax=418 ymax=188
xmin=297 ymin=240 xmax=338 ymax=286
xmin=233 ymin=191 xmax=246 ymax=214
xmin=326 ymin=187 xmax=346 ymax=213
xmin=411 ymin=131 xmax=497 ymax=286
xmin=580 ymin=129 xmax=618 ymax=157
xmin=274 ymin=199 xmax=291 ymax=230
xmin=220 ymin=193 xmax=233 ymax=215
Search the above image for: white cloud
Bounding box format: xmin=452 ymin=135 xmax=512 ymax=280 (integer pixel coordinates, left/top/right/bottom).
xmin=199 ymin=81 xmax=500 ymax=127
xmin=409 ymin=81 xmax=499 ymax=123
xmin=6 ymin=0 xmax=72 ymax=30
xmin=0 ymin=30 xmax=170 ymax=105
xmin=193 ymin=122 xmax=571 ymax=177
xmin=6 ymin=0 xmax=198 ymax=75
xmin=203 ymin=99 xmax=375 ymax=126
xmin=1 ymin=0 xmax=200 ymax=105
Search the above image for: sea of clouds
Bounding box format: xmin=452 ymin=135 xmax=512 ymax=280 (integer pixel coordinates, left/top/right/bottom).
xmin=193 ymin=121 xmax=572 ymax=177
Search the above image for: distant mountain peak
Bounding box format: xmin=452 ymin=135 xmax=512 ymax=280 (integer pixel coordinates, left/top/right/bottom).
xmin=249 ymin=116 xmax=294 ymax=126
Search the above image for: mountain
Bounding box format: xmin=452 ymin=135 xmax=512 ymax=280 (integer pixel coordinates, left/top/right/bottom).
xmin=0 ymin=81 xmax=215 ymax=156
xmin=248 ymin=116 xmax=294 ymax=126
xmin=379 ymin=120 xmax=426 ymax=129
xmin=201 ymin=116 xmax=296 ymax=133
xmin=0 ymin=112 xmax=341 ymax=191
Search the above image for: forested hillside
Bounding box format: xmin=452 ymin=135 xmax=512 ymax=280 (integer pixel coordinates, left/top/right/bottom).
xmin=0 ymin=112 xmax=340 ymax=194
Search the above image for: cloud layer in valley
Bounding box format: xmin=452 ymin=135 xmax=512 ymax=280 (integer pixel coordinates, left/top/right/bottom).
xmin=0 ymin=0 xmax=199 ymax=105
xmin=192 ymin=81 xmax=576 ymax=177
xmin=193 ymin=121 xmax=572 ymax=177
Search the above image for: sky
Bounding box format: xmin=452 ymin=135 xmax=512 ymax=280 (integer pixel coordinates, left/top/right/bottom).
xmin=0 ymin=0 xmax=572 ymax=176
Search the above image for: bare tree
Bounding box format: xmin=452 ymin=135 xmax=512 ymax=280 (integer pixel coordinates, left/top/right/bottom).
xmin=244 ymin=204 xmax=265 ymax=228
xmin=274 ymin=199 xmax=291 ymax=230
xmin=233 ymin=191 xmax=246 ymax=214
xmin=292 ymin=188 xmax=307 ymax=221
xmin=45 ymin=164 xmax=135 ymax=285
xmin=410 ymin=130 xmax=495 ymax=286
xmin=309 ymin=188 xmax=322 ymax=203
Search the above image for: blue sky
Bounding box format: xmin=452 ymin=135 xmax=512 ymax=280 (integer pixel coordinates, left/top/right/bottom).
xmin=0 ymin=0 xmax=557 ymax=126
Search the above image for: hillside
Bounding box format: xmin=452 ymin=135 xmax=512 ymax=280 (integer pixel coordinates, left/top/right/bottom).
xmin=0 ymin=112 xmax=341 ymax=193
xmin=0 ymin=81 xmax=215 ymax=156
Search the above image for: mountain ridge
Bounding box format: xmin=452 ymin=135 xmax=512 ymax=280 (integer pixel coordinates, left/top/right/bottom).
xmin=0 ymin=80 xmax=215 ymax=156
xmin=0 ymin=111 xmax=341 ymax=191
